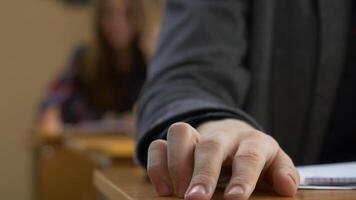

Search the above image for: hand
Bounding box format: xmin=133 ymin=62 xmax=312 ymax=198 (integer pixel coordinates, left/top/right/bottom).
xmin=35 ymin=106 xmax=63 ymax=138
xmin=146 ymin=119 xmax=299 ymax=200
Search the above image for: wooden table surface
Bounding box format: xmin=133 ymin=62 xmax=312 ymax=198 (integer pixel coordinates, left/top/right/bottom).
xmin=94 ymin=165 xmax=356 ymax=200
xmin=63 ymin=134 xmax=134 ymax=158
xmin=32 ymin=131 xmax=135 ymax=200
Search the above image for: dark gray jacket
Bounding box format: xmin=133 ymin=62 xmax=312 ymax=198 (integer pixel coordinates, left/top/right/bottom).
xmin=135 ymin=0 xmax=352 ymax=167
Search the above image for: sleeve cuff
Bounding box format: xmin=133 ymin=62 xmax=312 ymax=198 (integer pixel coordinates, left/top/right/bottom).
xmin=135 ymin=109 xmax=262 ymax=168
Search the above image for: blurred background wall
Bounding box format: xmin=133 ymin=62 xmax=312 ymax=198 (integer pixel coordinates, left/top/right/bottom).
xmin=0 ymin=0 xmax=91 ymax=199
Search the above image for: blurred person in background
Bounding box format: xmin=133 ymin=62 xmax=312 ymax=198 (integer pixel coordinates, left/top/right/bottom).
xmin=34 ymin=0 xmax=162 ymax=136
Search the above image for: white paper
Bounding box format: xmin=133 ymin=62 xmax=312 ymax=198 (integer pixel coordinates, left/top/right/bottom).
xmin=297 ymin=161 xmax=356 ymax=190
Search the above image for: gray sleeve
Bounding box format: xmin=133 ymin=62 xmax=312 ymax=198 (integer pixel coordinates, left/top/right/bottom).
xmin=135 ymin=0 xmax=261 ymax=167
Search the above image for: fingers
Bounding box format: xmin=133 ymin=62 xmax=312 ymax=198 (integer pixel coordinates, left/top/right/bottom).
xmin=148 ymin=119 xmax=298 ymax=200
xmin=266 ymin=149 xmax=299 ymax=197
xmin=147 ymin=140 xmax=172 ymax=196
xmin=167 ymin=122 xmax=199 ymax=197
xmin=224 ymin=132 xmax=278 ymax=200
xmin=185 ymin=130 xmax=238 ymax=200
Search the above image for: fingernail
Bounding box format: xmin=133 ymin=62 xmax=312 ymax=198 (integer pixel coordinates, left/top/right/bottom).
xmin=185 ymin=184 xmax=207 ymax=197
xmin=157 ymin=182 xmax=171 ymax=196
xmin=287 ymin=173 xmax=298 ymax=186
xmin=280 ymin=169 xmax=298 ymax=186
xmin=227 ymin=185 xmax=244 ymax=195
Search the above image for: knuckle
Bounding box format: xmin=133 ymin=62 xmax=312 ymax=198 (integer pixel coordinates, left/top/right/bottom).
xmin=242 ymin=129 xmax=262 ymax=137
xmin=266 ymin=135 xmax=280 ymax=149
xmin=246 ymin=130 xmax=264 ymax=140
xmin=167 ymin=122 xmax=191 ymax=140
xmin=211 ymin=127 xmax=230 ymax=136
xmin=147 ymin=140 xmax=166 ymax=169
xmin=148 ymin=139 xmax=166 ymax=151
xmin=197 ymin=137 xmax=223 ymax=153
xmin=244 ymin=132 xmax=279 ymax=152
xmin=235 ymin=148 xmax=265 ymax=164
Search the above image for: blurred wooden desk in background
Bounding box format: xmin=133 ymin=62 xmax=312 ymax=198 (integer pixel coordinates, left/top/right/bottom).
xmin=94 ymin=165 xmax=356 ymax=200
xmin=63 ymin=133 xmax=134 ymax=166
xmin=32 ymin=131 xmax=135 ymax=200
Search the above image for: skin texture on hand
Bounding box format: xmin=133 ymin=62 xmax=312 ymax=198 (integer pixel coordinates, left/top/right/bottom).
xmin=146 ymin=119 xmax=299 ymax=200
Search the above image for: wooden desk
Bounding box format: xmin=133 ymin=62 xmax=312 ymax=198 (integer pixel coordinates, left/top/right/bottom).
xmin=33 ymin=132 xmax=135 ymax=200
xmin=94 ymin=165 xmax=356 ymax=200
xmin=64 ymin=134 xmax=133 ymax=157
xmin=63 ymin=134 xmax=134 ymax=167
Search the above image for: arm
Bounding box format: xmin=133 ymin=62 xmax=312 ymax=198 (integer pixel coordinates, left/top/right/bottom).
xmin=136 ymin=0 xmax=259 ymax=166
xmin=136 ymin=1 xmax=299 ymax=200
xmin=35 ymin=46 xmax=86 ymax=130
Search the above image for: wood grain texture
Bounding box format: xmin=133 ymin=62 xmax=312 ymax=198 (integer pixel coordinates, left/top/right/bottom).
xmin=94 ymin=165 xmax=356 ymax=200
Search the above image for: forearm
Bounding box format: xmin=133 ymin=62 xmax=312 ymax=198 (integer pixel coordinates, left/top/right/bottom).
xmin=135 ymin=0 xmax=255 ymax=166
